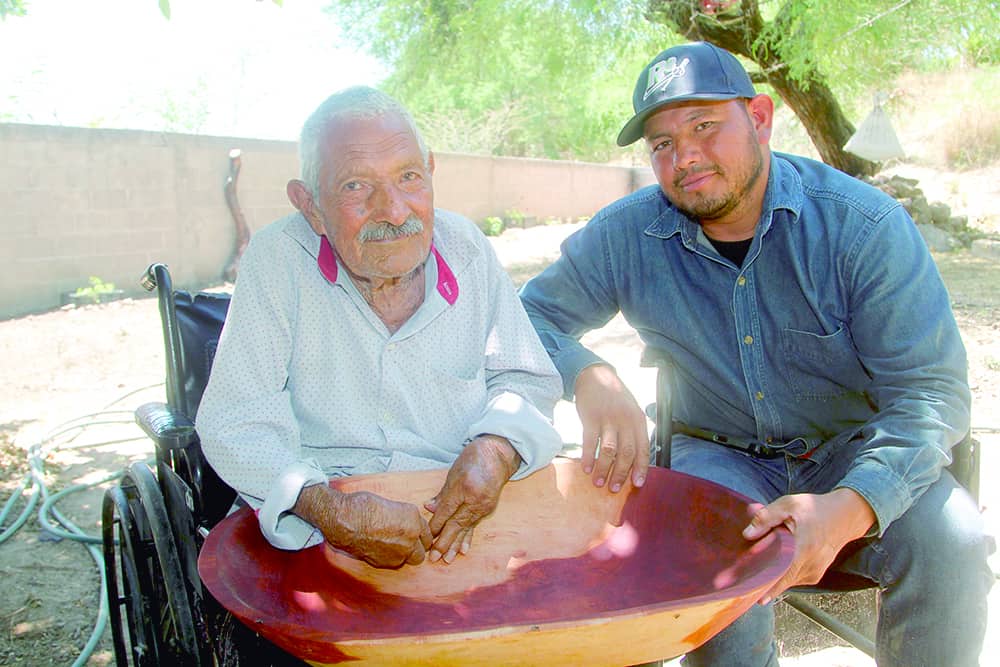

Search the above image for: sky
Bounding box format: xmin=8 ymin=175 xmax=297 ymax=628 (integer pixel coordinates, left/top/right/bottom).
xmin=0 ymin=0 xmax=387 ymax=140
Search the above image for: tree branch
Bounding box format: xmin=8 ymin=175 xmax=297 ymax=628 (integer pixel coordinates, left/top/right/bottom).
xmin=844 ymin=0 xmax=914 ymax=39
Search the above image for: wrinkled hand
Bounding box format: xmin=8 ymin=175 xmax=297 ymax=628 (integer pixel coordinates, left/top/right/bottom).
xmin=424 ymin=435 xmax=520 ymax=564
xmin=294 ymin=484 xmax=432 ymax=569
xmin=742 ymin=488 xmax=876 ymax=604
xmin=574 ymin=364 xmax=649 ymax=492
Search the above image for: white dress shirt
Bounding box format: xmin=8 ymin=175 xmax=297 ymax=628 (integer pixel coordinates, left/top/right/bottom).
xmin=196 ymin=209 xmax=564 ymax=549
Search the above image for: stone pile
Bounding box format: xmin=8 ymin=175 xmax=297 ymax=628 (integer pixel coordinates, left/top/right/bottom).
xmin=864 ymin=173 xmax=979 ymax=251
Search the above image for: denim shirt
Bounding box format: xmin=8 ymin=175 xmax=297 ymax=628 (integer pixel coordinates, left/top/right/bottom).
xmin=519 ymin=152 xmax=970 ymax=535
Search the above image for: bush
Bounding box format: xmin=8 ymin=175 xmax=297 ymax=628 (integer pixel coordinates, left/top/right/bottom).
xmin=71 ymin=276 xmax=119 ymax=303
xmin=504 ymin=208 xmax=526 ymax=227
xmin=481 ymin=216 xmax=505 ymax=237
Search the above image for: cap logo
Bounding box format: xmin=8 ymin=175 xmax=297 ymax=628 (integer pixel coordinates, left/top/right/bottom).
xmin=643 ymin=56 xmax=690 ymax=100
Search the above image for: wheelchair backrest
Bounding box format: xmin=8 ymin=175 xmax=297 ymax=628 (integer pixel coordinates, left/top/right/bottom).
xmin=172 ymin=291 xmax=231 ymax=420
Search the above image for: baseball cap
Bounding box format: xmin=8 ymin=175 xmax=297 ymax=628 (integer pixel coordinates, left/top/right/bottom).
xmin=616 ymin=42 xmax=757 ymax=147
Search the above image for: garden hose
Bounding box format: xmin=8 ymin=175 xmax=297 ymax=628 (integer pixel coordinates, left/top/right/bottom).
xmin=0 ymin=383 xmax=164 ymax=666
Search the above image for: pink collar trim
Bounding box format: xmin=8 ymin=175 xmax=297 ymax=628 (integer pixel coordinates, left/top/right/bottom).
xmin=317 ymin=235 xmax=458 ymax=305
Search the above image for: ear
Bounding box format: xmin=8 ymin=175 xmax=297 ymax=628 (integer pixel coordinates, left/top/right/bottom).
xmin=427 ymin=150 xmax=436 ymax=176
xmin=287 ymin=179 xmax=326 ymax=236
xmin=746 ymin=94 xmax=774 ymax=146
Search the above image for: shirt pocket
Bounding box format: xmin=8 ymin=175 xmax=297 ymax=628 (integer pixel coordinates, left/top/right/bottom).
xmin=780 ymin=325 xmax=871 ymax=400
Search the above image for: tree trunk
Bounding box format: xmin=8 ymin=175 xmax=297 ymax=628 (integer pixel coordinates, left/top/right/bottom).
xmin=762 ymin=66 xmax=875 ymax=176
xmin=647 ymin=0 xmax=877 ymax=176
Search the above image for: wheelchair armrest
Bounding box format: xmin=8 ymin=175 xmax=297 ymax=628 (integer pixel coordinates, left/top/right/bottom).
xmin=135 ymin=401 xmax=198 ymax=452
xmin=947 ymin=434 xmax=980 ymax=504
xmin=639 ymin=346 xmax=675 ymax=469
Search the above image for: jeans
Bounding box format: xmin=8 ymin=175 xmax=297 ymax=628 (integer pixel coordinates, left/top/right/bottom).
xmin=670 ymin=435 xmax=995 ymax=667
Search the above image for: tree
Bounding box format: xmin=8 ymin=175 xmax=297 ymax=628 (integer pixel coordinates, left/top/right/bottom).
xmin=646 ymin=0 xmax=999 ymax=175
xmin=333 ymin=0 xmax=678 ymax=161
xmin=333 ymin=0 xmax=997 ymax=172
xmin=0 ymin=0 xmax=26 ymax=19
xmin=647 ymin=0 xmax=872 ymax=175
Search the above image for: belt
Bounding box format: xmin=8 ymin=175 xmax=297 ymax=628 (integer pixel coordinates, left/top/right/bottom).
xmin=671 ymin=421 xmax=809 ymax=459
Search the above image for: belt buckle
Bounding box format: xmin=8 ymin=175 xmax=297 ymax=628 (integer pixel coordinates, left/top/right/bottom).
xmin=756 ymin=437 xmax=810 ymax=459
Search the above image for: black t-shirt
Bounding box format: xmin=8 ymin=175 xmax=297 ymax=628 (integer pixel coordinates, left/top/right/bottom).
xmin=707 ymin=236 xmax=753 ymax=267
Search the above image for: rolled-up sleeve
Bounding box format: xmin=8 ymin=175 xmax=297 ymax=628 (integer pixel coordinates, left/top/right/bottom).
xmin=470 ymin=238 xmax=564 ymax=478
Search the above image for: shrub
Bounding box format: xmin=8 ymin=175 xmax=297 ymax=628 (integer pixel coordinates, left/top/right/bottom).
xmin=72 ymin=276 xmax=118 ymax=303
xmin=504 ymin=208 xmax=526 ymax=227
xmin=481 ymin=216 xmax=505 ymax=237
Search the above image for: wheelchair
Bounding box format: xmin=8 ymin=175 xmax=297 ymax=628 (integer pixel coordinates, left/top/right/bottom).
xmin=640 ymin=347 xmax=982 ymax=659
xmin=101 ymin=264 xmax=304 ymax=666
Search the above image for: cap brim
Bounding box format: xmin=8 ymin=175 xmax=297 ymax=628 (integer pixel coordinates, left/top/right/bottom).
xmin=615 ymin=92 xmax=746 ymax=147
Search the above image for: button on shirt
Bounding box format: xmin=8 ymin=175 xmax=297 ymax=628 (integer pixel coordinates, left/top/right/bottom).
xmin=197 ymin=210 xmax=564 ymax=550
xmin=519 ymin=152 xmax=970 ymax=537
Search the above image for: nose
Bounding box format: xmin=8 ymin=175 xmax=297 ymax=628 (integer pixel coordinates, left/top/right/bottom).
xmin=370 ymin=183 xmax=410 ymax=226
xmin=671 ymin=136 xmax=701 ymax=171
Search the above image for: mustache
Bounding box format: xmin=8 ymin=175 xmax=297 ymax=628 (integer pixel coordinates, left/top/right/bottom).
xmin=357 ymin=216 xmax=425 ymax=242
xmin=673 ymin=165 xmax=719 ymax=188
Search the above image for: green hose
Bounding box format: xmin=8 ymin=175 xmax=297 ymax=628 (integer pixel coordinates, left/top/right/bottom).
xmin=0 ymin=384 xmax=164 ymax=666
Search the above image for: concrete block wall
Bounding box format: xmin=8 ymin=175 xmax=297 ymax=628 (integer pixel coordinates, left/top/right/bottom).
xmin=0 ymin=123 xmax=653 ymax=319
xmin=434 ymin=153 xmax=658 ymax=224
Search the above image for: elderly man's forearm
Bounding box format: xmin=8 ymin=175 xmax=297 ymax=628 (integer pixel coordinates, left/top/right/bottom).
xmin=292 ymin=483 xmax=347 ymax=540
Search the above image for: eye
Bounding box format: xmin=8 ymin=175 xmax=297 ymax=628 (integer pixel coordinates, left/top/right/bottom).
xmin=695 ymin=121 xmax=714 ymax=132
xmin=652 ymin=138 xmax=672 ymax=153
xmin=401 ymin=170 xmax=421 ymax=182
xmin=342 ymin=180 xmax=364 ymax=192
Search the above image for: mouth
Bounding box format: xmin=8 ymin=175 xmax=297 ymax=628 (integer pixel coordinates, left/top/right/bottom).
xmin=676 ymin=170 xmax=716 ymax=192
xmin=364 ymin=233 xmax=416 ymax=243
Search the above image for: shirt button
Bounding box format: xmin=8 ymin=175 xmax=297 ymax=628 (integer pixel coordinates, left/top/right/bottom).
xmin=743 ymin=335 xmax=753 ymax=345
xmin=737 ymin=276 xmax=746 ymax=286
xmin=755 ymin=391 xmax=764 ymax=401
xmin=386 ymin=343 xmax=396 ymax=351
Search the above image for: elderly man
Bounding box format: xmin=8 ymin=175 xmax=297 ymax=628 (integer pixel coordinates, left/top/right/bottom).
xmin=197 ymin=86 xmax=563 ymax=570
xmin=520 ymin=42 xmax=993 ymax=666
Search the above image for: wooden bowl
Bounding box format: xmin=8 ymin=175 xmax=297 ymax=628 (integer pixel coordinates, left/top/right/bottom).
xmin=199 ymin=458 xmax=793 ymax=666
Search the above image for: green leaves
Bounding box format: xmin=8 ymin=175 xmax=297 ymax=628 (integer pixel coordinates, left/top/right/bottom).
xmin=328 ymin=0 xmax=999 ymax=165
xmin=0 ymin=0 xmax=26 ymax=19
xmin=332 ymin=0 xmax=676 ymax=160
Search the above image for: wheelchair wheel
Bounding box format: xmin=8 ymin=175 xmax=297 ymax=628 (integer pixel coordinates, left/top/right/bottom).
xmin=102 ymin=462 xmax=203 ymax=665
xmin=214 ymin=609 xmax=309 ymax=667
xmin=103 ymin=484 xmax=158 ymax=666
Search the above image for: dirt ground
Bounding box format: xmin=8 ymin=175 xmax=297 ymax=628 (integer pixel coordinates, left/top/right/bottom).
xmin=1 ymin=164 xmax=998 ymax=666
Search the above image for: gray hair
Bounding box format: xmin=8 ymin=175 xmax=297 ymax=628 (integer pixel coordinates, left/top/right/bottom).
xmin=298 ymin=86 xmax=429 ymax=198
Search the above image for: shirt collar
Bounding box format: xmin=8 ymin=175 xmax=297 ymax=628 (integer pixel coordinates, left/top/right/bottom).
xmin=283 ymin=212 xmax=460 ymax=306
xmin=317 ymin=236 xmax=458 ymax=305
xmin=643 ymin=150 xmax=805 ymax=240
xmin=764 ymin=152 xmax=804 ymax=224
